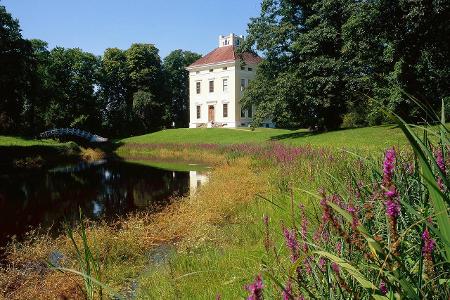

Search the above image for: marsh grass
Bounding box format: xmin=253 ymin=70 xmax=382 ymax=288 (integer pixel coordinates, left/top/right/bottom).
xmin=0 ymin=152 xmax=271 ymax=299
xmin=243 ymin=105 xmax=450 ymax=299
xmin=1 ymin=127 xmax=431 ymax=299
xmin=128 ymin=145 xmax=363 ymax=299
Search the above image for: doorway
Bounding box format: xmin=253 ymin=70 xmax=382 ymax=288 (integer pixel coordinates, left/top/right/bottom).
xmin=208 ymin=105 xmax=215 ymax=122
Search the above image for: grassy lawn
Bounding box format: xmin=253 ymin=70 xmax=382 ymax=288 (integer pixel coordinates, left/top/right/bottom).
xmin=119 ymin=125 xmax=408 ymax=151
xmin=0 ymin=136 xmax=81 ymax=168
xmin=0 ymin=135 xmax=65 ymax=147
xmin=0 ymin=123 xmax=429 ymax=151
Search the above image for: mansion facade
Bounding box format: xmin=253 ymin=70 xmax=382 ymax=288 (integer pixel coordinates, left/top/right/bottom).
xmin=186 ymin=33 xmax=274 ymax=128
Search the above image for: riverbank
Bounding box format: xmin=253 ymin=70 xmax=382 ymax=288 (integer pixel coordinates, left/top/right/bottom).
xmin=0 ymin=147 xmax=273 ymax=299
xmin=0 ymin=137 xmax=374 ymax=298
xmin=0 ymin=125 xmax=429 ymax=298
xmin=115 ymin=142 xmax=372 ymax=298
xmin=0 ymin=136 xmax=107 ymax=169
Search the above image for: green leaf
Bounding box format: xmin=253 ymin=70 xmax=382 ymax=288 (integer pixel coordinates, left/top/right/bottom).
xmin=372 ymin=295 xmax=390 ymax=300
xmin=327 ymin=202 xmax=384 ymax=255
xmin=50 ymin=267 xmax=124 ymax=300
xmin=313 ymin=250 xmax=376 ymax=289
xmin=387 ymin=112 xmax=450 ymax=261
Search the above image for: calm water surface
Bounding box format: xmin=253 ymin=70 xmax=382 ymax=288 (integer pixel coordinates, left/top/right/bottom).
xmin=0 ymin=160 xmax=208 ymax=250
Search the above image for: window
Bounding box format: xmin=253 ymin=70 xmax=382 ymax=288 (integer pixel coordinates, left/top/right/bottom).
xmin=223 ymin=79 xmax=228 ymax=92
xmin=209 ymin=80 xmax=214 ymax=93
xmin=222 ymin=67 xmax=227 ymax=70
xmin=236 ymin=39 xmax=240 ymax=45
xmin=223 ymin=103 xmax=228 ymax=118
xmin=196 ymin=106 xmax=201 ymax=119
xmin=240 ymin=79 xmax=246 ymax=91
xmin=196 ymin=71 xmax=200 ymax=74
xmin=241 ymin=66 xmax=245 ymax=70
xmin=248 ymin=106 xmax=253 ymax=118
xmin=209 ymin=69 xmax=214 ymax=72
xmin=241 ymin=107 xmax=246 ymax=118
xmin=196 ymin=82 xmax=201 ymax=94
xmin=248 ymin=67 xmax=253 ymax=71
xmin=248 ymin=79 xmax=251 ymax=86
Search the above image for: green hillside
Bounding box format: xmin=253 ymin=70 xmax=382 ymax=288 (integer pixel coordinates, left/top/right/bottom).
xmin=119 ymin=125 xmax=408 ymax=150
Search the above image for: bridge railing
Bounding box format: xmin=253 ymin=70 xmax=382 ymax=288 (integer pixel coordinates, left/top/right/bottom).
xmin=39 ymin=128 xmax=108 ymax=143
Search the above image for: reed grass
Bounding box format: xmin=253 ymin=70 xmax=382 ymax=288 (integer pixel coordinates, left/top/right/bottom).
xmin=3 ymin=118 xmax=448 ymax=298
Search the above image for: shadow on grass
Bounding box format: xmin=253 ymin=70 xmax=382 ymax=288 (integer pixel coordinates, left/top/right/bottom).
xmin=269 ymin=131 xmax=317 ymax=141
xmin=269 ymin=124 xmax=401 ymax=142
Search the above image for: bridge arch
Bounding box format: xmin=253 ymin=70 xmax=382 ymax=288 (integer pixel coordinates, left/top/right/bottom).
xmin=39 ymin=128 xmax=108 ymax=143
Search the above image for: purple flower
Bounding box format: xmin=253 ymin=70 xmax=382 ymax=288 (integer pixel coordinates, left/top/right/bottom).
xmin=245 ymin=274 xmax=264 ymax=300
xmin=379 ymin=281 xmax=387 ymax=295
xmin=331 ymin=262 xmax=340 ymax=274
xmin=299 ymin=204 xmax=308 ymax=252
xmin=435 ymin=149 xmax=446 ymax=191
xmin=331 ymin=194 xmax=345 ymax=209
xmin=263 ymin=215 xmax=271 ymax=252
xmin=318 ymin=257 xmax=326 ymax=272
xmin=335 ymin=242 xmax=342 ymax=256
xmin=383 ymin=148 xmax=396 ymax=184
xmin=385 ymin=199 xmax=400 ymax=218
xmin=422 ymin=228 xmax=436 ymax=255
xmin=283 ymin=227 xmax=299 ymax=263
xmin=385 ymin=187 xmax=400 ymax=218
xmin=435 ymin=149 xmax=446 ymax=172
xmin=263 ymin=215 xmax=269 ymax=226
xmin=320 ymin=197 xmax=332 ymax=223
xmin=282 ymin=280 xmax=292 ymax=300
xmin=347 ymin=205 xmax=359 ymax=229
xmin=304 ymin=257 xmax=312 ymax=274
xmin=384 ymin=188 xmax=397 ymax=198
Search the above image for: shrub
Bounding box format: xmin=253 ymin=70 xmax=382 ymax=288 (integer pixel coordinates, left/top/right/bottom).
xmin=341 ymin=112 xmax=363 ymax=128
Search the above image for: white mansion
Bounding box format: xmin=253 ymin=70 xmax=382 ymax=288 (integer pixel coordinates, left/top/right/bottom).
xmin=186 ymin=33 xmax=274 ymax=128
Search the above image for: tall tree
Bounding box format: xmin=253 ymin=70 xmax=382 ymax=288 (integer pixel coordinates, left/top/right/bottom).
xmin=0 ymin=5 xmax=33 ymax=133
xmin=43 ymin=47 xmax=100 ymax=130
xmin=23 ymin=39 xmax=53 ymax=134
xmin=125 ymin=43 xmax=166 ymax=132
xmin=98 ymin=48 xmax=131 ymax=136
xmin=163 ymin=50 xmax=201 ymax=127
xmin=243 ymin=0 xmax=450 ymax=129
xmin=242 ymin=0 xmax=349 ymax=130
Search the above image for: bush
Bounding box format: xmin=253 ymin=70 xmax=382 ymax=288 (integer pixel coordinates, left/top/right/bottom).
xmin=341 ymin=112 xmax=363 ymax=128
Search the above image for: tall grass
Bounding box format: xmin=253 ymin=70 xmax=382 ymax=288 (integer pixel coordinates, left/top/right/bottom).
xmin=49 ymin=209 xmax=123 ymax=300
xmin=3 ymin=114 xmax=449 ymax=298
xmin=243 ymin=106 xmax=450 ymax=299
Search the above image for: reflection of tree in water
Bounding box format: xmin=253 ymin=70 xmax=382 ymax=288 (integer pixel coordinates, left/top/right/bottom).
xmin=132 ymin=172 xmax=189 ymax=207
xmin=0 ymin=161 xmax=191 ymax=249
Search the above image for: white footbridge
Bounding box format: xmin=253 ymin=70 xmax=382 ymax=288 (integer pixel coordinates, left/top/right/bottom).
xmin=39 ymin=128 xmax=108 ymax=143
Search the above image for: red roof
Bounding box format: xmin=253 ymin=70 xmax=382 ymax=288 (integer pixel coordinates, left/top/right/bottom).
xmin=188 ymin=45 xmax=262 ymax=68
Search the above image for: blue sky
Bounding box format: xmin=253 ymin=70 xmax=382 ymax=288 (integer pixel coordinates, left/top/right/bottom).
xmin=2 ymin=0 xmax=262 ymax=58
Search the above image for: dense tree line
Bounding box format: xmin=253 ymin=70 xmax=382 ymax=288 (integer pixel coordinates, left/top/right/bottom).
xmin=2 ymin=2 xmax=449 ymax=135
xmin=0 ymin=6 xmax=200 ymax=137
xmin=241 ymin=0 xmax=450 ymax=130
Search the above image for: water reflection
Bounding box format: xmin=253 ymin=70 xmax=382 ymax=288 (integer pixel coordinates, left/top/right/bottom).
xmin=0 ymin=160 xmax=208 ymax=249
xmin=189 ymin=171 xmax=209 ymax=196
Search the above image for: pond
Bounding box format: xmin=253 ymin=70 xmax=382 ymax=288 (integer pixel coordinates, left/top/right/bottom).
xmin=0 ymin=160 xmax=209 ymax=251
